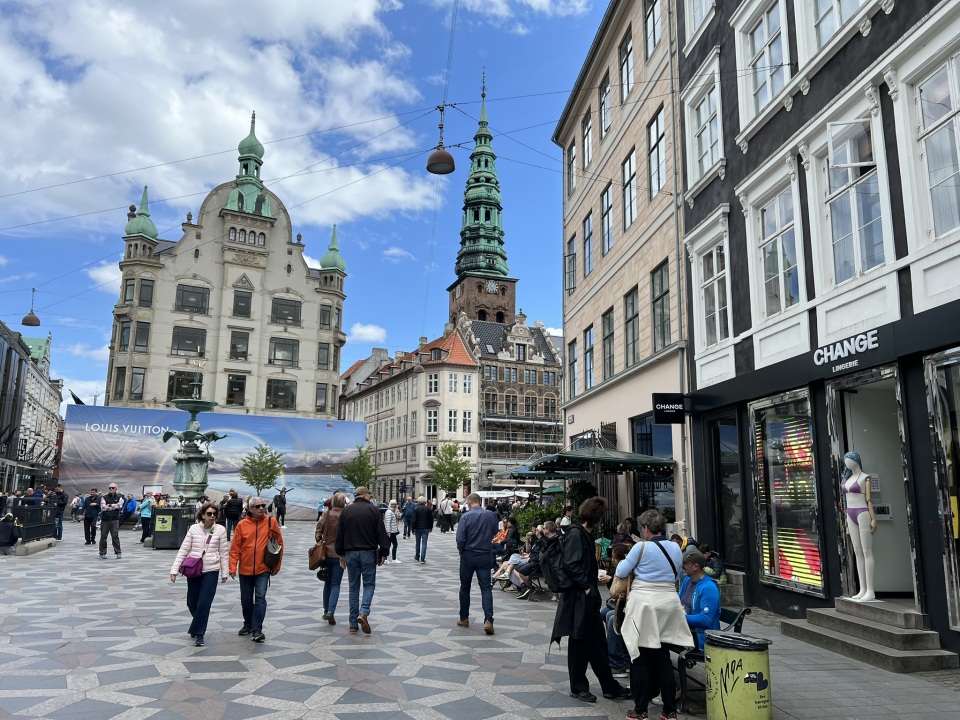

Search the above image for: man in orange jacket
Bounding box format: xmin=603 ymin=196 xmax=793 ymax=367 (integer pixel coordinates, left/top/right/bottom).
xmin=229 ymin=497 xmax=282 ymax=643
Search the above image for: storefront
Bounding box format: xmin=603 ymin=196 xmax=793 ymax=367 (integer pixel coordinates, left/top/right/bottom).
xmin=690 ymin=299 xmax=960 ymax=652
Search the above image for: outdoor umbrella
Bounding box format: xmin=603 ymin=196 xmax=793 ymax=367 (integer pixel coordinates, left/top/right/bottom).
xmin=538 ymin=485 xmax=566 ymax=495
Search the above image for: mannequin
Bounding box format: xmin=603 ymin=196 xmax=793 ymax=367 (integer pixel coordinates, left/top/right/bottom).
xmin=841 ymin=451 xmax=878 ymax=601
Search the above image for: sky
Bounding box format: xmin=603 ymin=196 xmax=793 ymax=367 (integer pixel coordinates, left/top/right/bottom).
xmin=0 ymin=0 xmax=606 ymax=407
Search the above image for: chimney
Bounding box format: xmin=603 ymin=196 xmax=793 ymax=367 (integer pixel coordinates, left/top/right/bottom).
xmin=419 ymin=336 xmax=428 ymax=349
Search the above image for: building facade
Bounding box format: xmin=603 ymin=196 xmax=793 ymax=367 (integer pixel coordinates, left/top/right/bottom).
xmin=678 ymin=0 xmax=960 ymax=651
xmin=105 ymin=114 xmax=347 ymax=418
xmin=553 ymin=0 xmax=689 ymax=526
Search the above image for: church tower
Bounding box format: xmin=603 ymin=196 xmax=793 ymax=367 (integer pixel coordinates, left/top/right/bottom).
xmin=447 ymin=79 xmax=517 ymax=325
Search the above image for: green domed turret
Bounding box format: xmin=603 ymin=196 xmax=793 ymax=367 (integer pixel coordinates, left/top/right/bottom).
xmin=238 ymin=112 xmax=264 ymax=160
xmin=320 ymin=224 xmax=347 ymax=272
xmin=124 ymin=186 xmax=158 ymax=240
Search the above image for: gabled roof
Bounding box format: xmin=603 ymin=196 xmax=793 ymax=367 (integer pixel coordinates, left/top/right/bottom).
xmin=21 ymin=336 xmax=49 ymax=364
xmin=340 ymin=358 xmax=365 ymax=383
xmin=153 ymin=240 xmax=177 ymax=255
xmin=469 ymin=320 xmax=558 ymax=363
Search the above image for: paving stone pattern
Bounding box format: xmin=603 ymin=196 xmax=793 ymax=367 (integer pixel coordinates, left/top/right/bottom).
xmin=0 ymin=520 xmax=958 ymax=719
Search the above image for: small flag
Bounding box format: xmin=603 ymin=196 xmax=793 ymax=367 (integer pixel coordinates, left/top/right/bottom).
xmin=69 ymin=390 xmax=86 ymax=405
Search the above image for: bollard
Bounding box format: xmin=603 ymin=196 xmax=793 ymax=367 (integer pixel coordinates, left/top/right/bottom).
xmin=705 ymin=629 xmax=772 ymax=720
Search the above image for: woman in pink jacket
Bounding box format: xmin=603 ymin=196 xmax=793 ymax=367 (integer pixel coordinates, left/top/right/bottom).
xmin=170 ymin=502 xmax=230 ymax=646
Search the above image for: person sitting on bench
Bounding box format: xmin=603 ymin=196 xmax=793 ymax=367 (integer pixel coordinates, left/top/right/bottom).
xmin=679 ymin=549 xmax=720 ymax=650
xmin=511 ymin=522 xmax=553 ymax=599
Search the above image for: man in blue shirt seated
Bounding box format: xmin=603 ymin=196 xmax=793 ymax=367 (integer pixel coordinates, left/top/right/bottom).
xmin=678 ymin=549 xmax=721 ymax=650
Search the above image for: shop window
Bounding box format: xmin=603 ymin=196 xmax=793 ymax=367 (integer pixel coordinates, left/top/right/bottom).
xmin=750 ymin=390 xmax=823 ymax=593
xmin=632 ymin=413 xmax=675 ymax=521
xmin=710 ymin=415 xmax=744 ymax=567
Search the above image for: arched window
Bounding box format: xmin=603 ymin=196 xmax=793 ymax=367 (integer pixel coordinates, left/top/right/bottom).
xmin=496 ymin=311 xmax=505 ymax=323
xmin=286 ymin=264 xmax=292 ymax=274
xmin=473 ymin=209 xmax=480 ymax=222
xmin=194 ymin=248 xmax=200 ymax=259
xmin=478 ymin=310 xmax=487 ymax=321
xmin=242 ymin=163 xmax=248 ymax=175
xmin=258 ymin=233 xmax=266 ymax=245
xmin=485 ymin=210 xmax=491 ymax=222
xmin=239 ymin=229 xmax=246 ymax=243
xmin=229 ymin=227 xmax=236 ymax=241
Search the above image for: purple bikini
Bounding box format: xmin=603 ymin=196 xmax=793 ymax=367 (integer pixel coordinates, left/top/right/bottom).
xmin=843 ymin=478 xmax=869 ymax=524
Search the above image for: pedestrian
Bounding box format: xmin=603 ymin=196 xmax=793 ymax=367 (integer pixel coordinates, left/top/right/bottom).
xmin=551 ymin=496 xmax=630 ymax=705
xmin=559 ymin=505 xmax=574 ymax=532
xmin=169 ymin=502 xmax=230 ymax=647
xmin=70 ymin=493 xmax=82 ymax=522
xmin=679 ymin=548 xmax=721 ymax=651
xmin=334 ymin=486 xmax=390 ymax=634
xmin=81 ymin=489 xmax=100 ymax=545
xmin=616 ymin=509 xmax=692 ymax=720
xmin=98 ymin=484 xmax=125 ymax=559
xmin=120 ymin=493 xmax=138 ymax=528
xmin=383 ymin=500 xmax=401 ymax=563
xmin=439 ymin=493 xmax=456 ymax=533
xmin=271 ymin=488 xmax=288 ymax=528
xmin=412 ymin=495 xmax=434 ymax=564
xmin=139 ymin=494 xmax=155 ymax=543
xmin=222 ymin=489 xmax=244 ymax=540
xmin=0 ymin=512 xmax=22 ymax=555
xmin=455 ymin=492 xmax=499 ymax=634
xmin=316 ymin=492 xmax=346 ymax=625
xmin=49 ymin=485 xmax=68 ymax=540
xmin=229 ymin=497 xmax=283 ymax=643
xmin=401 ymin=496 xmax=415 ymax=538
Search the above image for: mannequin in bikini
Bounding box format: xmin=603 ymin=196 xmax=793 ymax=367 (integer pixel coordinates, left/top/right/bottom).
xmin=842 ymin=451 xmax=878 ymax=601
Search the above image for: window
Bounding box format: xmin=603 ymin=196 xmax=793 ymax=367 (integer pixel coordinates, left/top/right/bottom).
xmin=334 ymin=307 xmax=341 ymax=330
xmin=567 ymin=142 xmax=577 ymax=194
xmin=449 ymin=373 xmax=458 ymax=392
xmin=403 ymin=415 xmax=408 ymax=437
xmin=269 ymin=337 xmax=299 ymax=366
xmin=463 ymin=411 xmax=473 ymax=433
xmin=582 ymin=111 xmax=593 ymax=168
xmin=516 ymin=344 xmax=526 ymax=362
xmin=271 ymin=298 xmax=301 ymax=325
xmin=815 ymin=0 xmax=862 ymax=49
xmin=919 ymin=58 xmax=960 ymax=238
xmin=315 ymin=384 xmax=329 ymax=413
xmin=167 ymin=370 xmax=198 ymax=401
xmin=229 ymin=227 xmax=237 ymax=241
xmin=239 ymin=229 xmax=247 ymax=243
xmin=118 ymin=321 xmax=131 ymax=352
xmin=175 ymin=284 xmax=210 ymax=314
xmin=226 ymin=374 xmax=246 ymax=406
xmin=130 ymin=368 xmax=145 ymax=401
xmin=599 ymin=73 xmax=612 ymax=139
xmin=622 ymin=151 xmax=637 ymax=229
xmin=568 ymin=340 xmax=578 ymax=398
xmin=702 ymin=242 xmax=730 ymax=346
xmin=695 ymin=86 xmax=720 ymax=179
xmin=505 ymin=394 xmax=519 ymax=415
xmin=229 ymin=331 xmax=249 ymax=361
xmin=485 ymin=393 xmax=499 ymax=414
xmin=688 ymin=0 xmax=713 ymax=40
xmin=426 ymin=445 xmax=437 ymax=458
xmin=601 ymin=184 xmax=614 ymax=254
xmin=747 ymin=2 xmax=786 ymax=114
xmin=134 ymin=322 xmax=150 ymax=353
xmin=645 ymin=0 xmax=662 ymax=58
xmin=524 ymin=396 xmax=537 ymax=417
xmin=484 ymin=365 xmax=497 ymax=382
xmin=545 ymin=397 xmax=558 ymax=417
xmin=826 ymin=120 xmax=883 ymax=283
xmin=461 ymin=446 xmax=472 ymax=458
xmin=317 ymin=343 xmax=330 ymax=370
xmin=113 ymin=366 xmax=126 ymax=401
xmin=583 ymin=213 xmax=594 ymax=276
xmin=584 ymin=326 xmax=595 ymax=390
xmin=543 ymin=371 xmax=557 ymax=386
xmin=233 ymin=290 xmax=252 ymax=318
xmin=652 ymin=261 xmax=671 ymax=351
xmin=565 ymin=235 xmax=576 ymax=294
xmin=625 ymin=287 xmax=639 ymax=367
xmin=759 ymin=187 xmax=800 ymax=314
xmin=427 ymin=373 xmax=439 ymax=393
xmin=333 ymin=346 xmax=340 ymax=372
xmin=171 ymin=327 xmax=206 ymax=357
xmin=448 ymin=410 xmax=458 ymax=432
xmin=682 ymin=49 xmax=724 ymax=190
xmin=524 ymin=369 xmax=537 ymax=384
xmin=138 ymin=279 xmax=154 ymax=308
xmin=411 ymin=376 xmax=419 ymax=398
xmin=602 ymin=309 xmax=614 ymax=381
xmin=123 ymin=278 xmax=135 ymax=305
xmin=463 ymin=374 xmax=472 ymax=394
xmin=266 ymin=379 xmax=296 ymax=410
xmin=426 ymin=409 xmax=438 ymax=434
xmin=619 ymin=31 xmax=634 ymax=101
xmin=648 ymin=108 xmax=666 ymax=197
xmin=411 ymin=411 xmax=417 ymax=436
xmin=504 ymin=367 xmax=518 ymax=383
xmin=320 ymin=305 xmax=331 ymax=330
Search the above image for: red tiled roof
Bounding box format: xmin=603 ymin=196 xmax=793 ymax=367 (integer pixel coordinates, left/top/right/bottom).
xmin=340 ymin=358 xmax=365 ymax=382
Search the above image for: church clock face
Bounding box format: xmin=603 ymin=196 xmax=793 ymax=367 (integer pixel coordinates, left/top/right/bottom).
xmin=486 ymin=280 xmax=499 ymax=294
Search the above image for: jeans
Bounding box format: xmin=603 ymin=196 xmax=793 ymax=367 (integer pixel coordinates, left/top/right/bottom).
xmin=54 ymin=512 xmax=63 ymax=540
xmin=186 ymin=570 xmax=220 ymax=638
xmin=601 ymin=607 xmax=631 ymax=669
xmin=322 ymin=556 xmax=345 ymax=616
xmin=276 ymin=509 xmax=285 ymax=526
xmin=403 ymin=517 xmax=412 ymax=538
xmin=631 ymin=646 xmax=676 ymax=716
xmin=140 ymin=516 xmax=153 ymax=542
xmin=0 ymin=546 xmax=15 ymax=556
xmin=83 ymin=517 xmax=98 ymax=543
xmin=238 ymin=572 xmax=271 ymax=632
xmin=225 ymin=516 xmax=238 ymax=540
xmin=458 ymin=549 xmax=494 ymax=622
xmin=414 ymin=529 xmax=430 ymax=561
xmin=345 ymin=550 xmax=378 ymax=628
xmin=99 ymin=519 xmax=121 ymax=555
xmin=389 ymin=533 xmax=398 ymax=560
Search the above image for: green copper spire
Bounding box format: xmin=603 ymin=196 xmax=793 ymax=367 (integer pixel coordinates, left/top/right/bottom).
xmin=227 ymin=112 xmax=273 ymax=217
xmin=124 ymin=186 xmax=158 ymax=239
xmin=320 ymin=224 xmax=347 ymax=272
xmin=238 ymin=111 xmax=265 ymax=160
xmin=454 ymin=76 xmax=509 ymax=279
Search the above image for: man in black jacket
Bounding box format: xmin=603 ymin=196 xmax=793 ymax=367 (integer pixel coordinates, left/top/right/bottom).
xmin=223 ymin=489 xmax=245 ymax=540
xmin=98 ymin=484 xmax=125 ymax=559
xmin=0 ymin=512 xmax=22 ymax=555
xmin=411 ymin=495 xmax=434 ymax=564
xmin=550 ymin=496 xmax=629 ymax=704
xmin=81 ymin=489 xmax=100 ymax=545
xmin=271 ymin=488 xmax=288 ymax=528
xmin=335 ymin=486 xmax=390 ymax=634
xmin=49 ymin=485 xmax=69 ymax=541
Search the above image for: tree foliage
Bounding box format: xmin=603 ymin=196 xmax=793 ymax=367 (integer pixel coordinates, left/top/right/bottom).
xmin=342 ymin=446 xmax=378 ymax=488
xmin=567 ymin=479 xmax=599 ymax=518
xmin=428 ymin=442 xmax=471 ymax=495
xmin=513 ymin=497 xmax=565 ymax=534
xmin=239 ymin=444 xmax=284 ymax=496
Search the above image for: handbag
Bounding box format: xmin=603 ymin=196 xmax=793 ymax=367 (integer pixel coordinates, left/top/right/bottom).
xmin=179 ymin=533 xmax=212 ymax=578
xmin=316 ymin=565 xmax=330 ymax=582
xmin=609 ymin=541 xmax=645 ymax=600
xmin=308 ymin=542 xmax=327 ymax=571
xmin=263 ymin=519 xmax=283 ymax=568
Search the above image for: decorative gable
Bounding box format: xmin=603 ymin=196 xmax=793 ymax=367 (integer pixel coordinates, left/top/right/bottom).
xmin=232 ymin=274 xmax=255 ymax=290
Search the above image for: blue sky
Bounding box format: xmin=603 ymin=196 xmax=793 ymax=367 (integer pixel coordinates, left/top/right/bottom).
xmin=0 ymin=0 xmax=605 ymax=405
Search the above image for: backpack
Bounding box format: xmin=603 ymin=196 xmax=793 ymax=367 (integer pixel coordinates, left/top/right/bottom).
xmin=539 ymin=533 xmax=573 ymax=593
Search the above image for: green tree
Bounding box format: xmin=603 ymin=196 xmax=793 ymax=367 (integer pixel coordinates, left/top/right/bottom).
xmin=342 ymin=446 xmax=378 ymax=488
xmin=239 ymin=444 xmax=285 ymax=496
xmin=514 ymin=497 xmax=565 ymax=534
xmin=567 ymin=479 xmax=599 ymax=517
xmin=429 ymin=442 xmax=471 ymax=496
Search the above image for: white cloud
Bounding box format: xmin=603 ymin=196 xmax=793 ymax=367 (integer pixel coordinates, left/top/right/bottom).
xmin=0 ymin=272 xmax=37 ymax=285
xmin=85 ymin=260 xmax=121 ymax=293
xmin=382 ymin=246 xmax=414 ymax=263
xmin=53 ymin=374 xmax=107 ymax=416
xmin=0 ymin=255 xmax=8 ymax=266
xmin=429 ymin=0 xmax=591 ymax=20
xmin=303 ymin=253 xmax=323 ymax=269
xmin=543 ymin=327 xmax=563 ymax=337
xmin=61 ymin=343 xmax=111 ymax=363
xmin=347 ymin=322 xmax=387 ymax=344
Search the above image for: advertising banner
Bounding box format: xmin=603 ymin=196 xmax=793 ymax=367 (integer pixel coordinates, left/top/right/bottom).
xmin=60 ymin=405 xmax=365 ymax=510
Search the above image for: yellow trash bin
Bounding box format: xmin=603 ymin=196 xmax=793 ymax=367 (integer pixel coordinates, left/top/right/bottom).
xmin=705 ymin=629 xmax=772 ymax=720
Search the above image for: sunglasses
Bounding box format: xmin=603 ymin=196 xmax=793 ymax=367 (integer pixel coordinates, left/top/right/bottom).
xmin=251 ymin=504 xmax=266 ymax=509
xmin=109 ymin=487 xmax=117 ymax=490
xmin=204 ymin=511 xmax=217 ymax=517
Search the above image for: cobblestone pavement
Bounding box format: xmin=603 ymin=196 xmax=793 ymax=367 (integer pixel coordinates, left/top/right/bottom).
xmin=1 ymin=520 xmax=958 ymax=719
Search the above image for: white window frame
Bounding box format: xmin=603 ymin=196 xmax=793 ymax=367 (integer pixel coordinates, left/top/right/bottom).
xmin=583 ymin=213 xmax=594 ymax=277
xmin=582 ymin=110 xmax=593 ymax=168
xmin=463 ymin=410 xmax=472 ymax=433
xmin=463 ymin=374 xmax=472 ymax=394
xmin=427 ymin=373 xmax=438 ymax=394
xmin=684 ymin=0 xmax=716 ymax=56
xmin=567 ymin=141 xmax=577 ymax=195
xmin=448 ymin=410 xmax=458 ymax=433
xmin=599 ymin=73 xmax=612 ymax=139
xmin=648 ymin=108 xmax=667 ymax=198
xmin=687 ymin=204 xmax=733 ymax=354
xmin=448 ymin=373 xmax=458 ymax=393
xmin=601 ymin=184 xmax=614 ymax=254
xmin=793 ymin=0 xmax=878 ymax=72
xmin=916 ymin=55 xmax=960 ymax=240
xmin=426 ymin=409 xmax=438 ymax=434
xmin=619 ymin=30 xmax=634 ymax=102
xmin=622 ymin=150 xmax=637 ymax=229
xmin=682 ymin=47 xmax=725 ymax=202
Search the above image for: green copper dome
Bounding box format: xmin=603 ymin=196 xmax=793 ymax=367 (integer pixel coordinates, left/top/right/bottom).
xmin=320 ymin=224 xmax=347 ymax=272
xmin=124 ymin=186 xmax=158 ymax=240
xmin=238 ymin=112 xmax=265 ymax=160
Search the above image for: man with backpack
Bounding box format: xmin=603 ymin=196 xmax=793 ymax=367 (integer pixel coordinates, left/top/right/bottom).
xmin=546 ymin=497 xmax=629 ymax=704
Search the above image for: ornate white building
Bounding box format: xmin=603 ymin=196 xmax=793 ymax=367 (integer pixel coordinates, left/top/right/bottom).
xmin=105 ymin=114 xmax=347 ymax=417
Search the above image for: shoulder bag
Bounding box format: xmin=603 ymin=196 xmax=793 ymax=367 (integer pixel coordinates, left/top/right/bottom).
xmin=609 ymin=541 xmax=646 ymax=600
xmin=650 ymin=538 xmax=680 ymax=586
xmin=308 ymin=516 xmax=327 ymax=571
xmin=264 ymin=518 xmax=283 ymax=568
xmin=179 ymin=532 xmax=212 ymax=578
